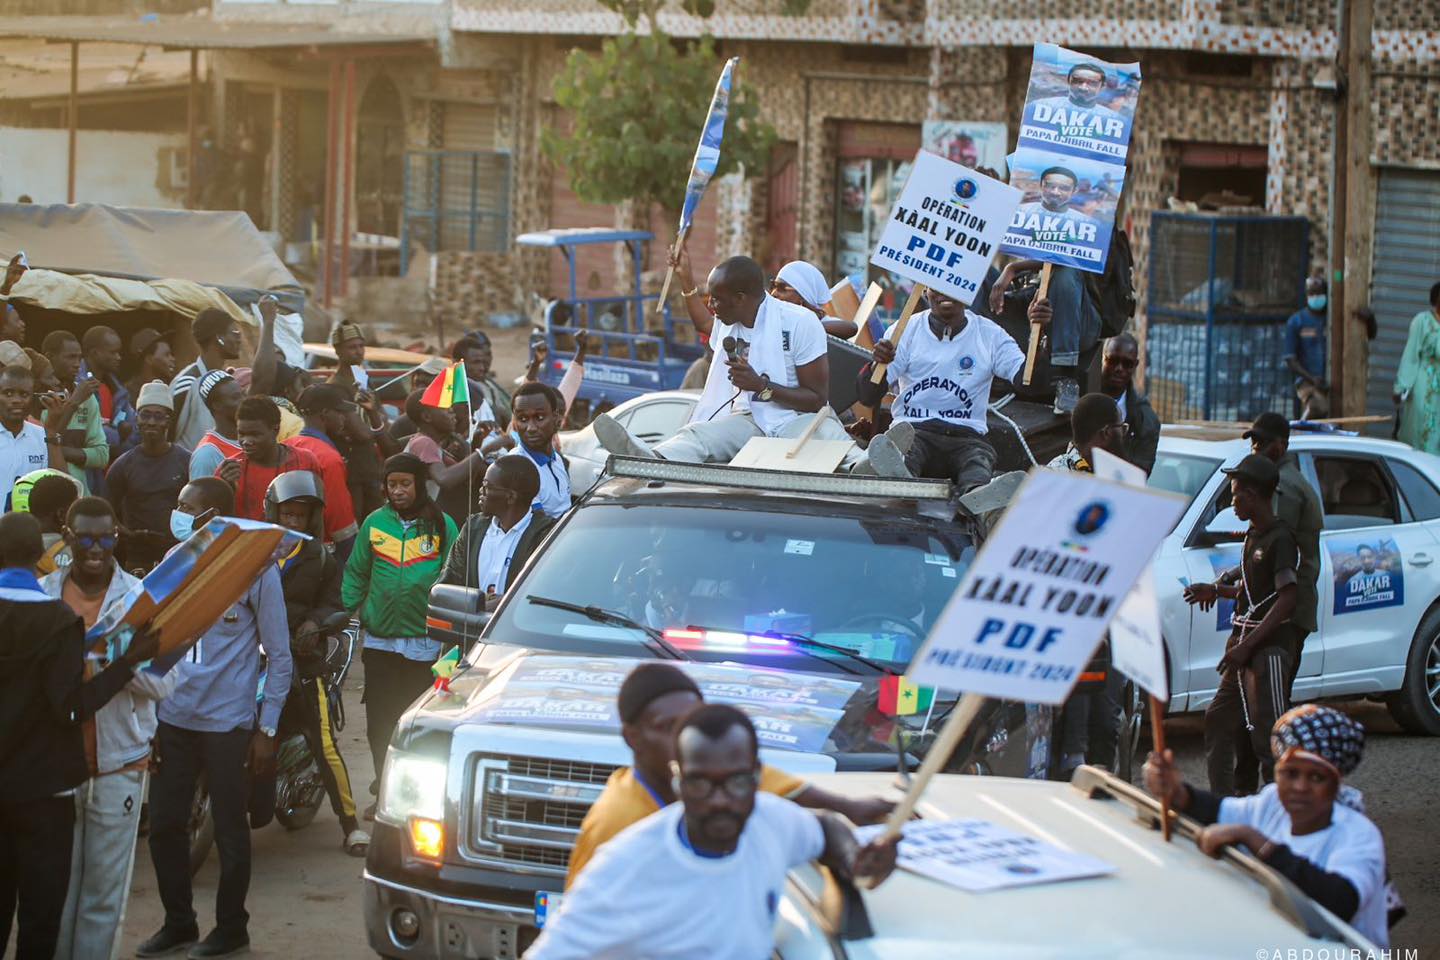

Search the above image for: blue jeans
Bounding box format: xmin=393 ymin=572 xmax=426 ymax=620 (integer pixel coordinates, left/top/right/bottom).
xmin=1047 ymin=266 xmax=1101 ymax=367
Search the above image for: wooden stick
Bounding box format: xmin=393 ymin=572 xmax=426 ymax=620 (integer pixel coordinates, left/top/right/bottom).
xmin=850 ymin=282 xmax=883 ymax=348
xmin=1021 ymin=263 xmax=1053 ymax=386
xmin=655 ymin=226 xmax=689 ymax=315
xmin=869 ymin=284 xmax=925 ymax=385
xmin=880 ymin=691 xmax=987 ymax=841
xmin=1150 ymin=695 xmax=1172 ymax=842
xmin=786 ymin=404 xmax=833 ymax=458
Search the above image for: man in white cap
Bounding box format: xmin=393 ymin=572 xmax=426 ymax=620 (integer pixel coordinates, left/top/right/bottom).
xmin=104 ymin=381 xmax=192 ymax=568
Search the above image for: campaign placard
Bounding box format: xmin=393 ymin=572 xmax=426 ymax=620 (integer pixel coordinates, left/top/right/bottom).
xmin=1329 ymin=537 xmax=1405 ymax=615
xmin=870 ymin=150 xmax=1021 ymax=307
xmin=1000 ymin=146 xmax=1125 ymax=272
xmin=907 ymin=468 xmax=1186 ymax=705
xmin=856 ymin=818 xmax=1115 ymax=892
xmin=1018 ymin=44 xmax=1140 ymax=163
xmin=922 ymin=121 xmax=1009 ymax=178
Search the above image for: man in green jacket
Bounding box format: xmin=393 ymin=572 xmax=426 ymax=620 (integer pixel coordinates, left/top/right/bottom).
xmin=41 ymin=330 xmax=108 ymax=492
xmin=342 ymin=453 xmax=458 ymax=806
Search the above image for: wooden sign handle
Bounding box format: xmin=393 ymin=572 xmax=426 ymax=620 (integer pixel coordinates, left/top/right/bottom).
xmin=869 ymin=284 xmax=925 ymax=385
xmin=879 ymin=691 xmax=986 ymax=842
xmin=1021 ymin=263 xmax=1053 ymax=386
xmin=1150 ymin=695 xmax=1172 ymax=842
xmin=786 ymin=405 xmax=833 ymax=458
xmin=655 ymin=225 xmax=690 ymax=315
xmin=850 ymin=282 xmax=884 ymax=349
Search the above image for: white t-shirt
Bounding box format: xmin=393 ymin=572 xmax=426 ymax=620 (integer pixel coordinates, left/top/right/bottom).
xmin=476 ymin=511 xmax=533 ymax=594
xmin=700 ymin=296 xmax=827 ymax=436
xmin=526 ymin=793 xmax=826 ymax=960
xmin=1219 ymin=784 xmax=1388 ymax=947
xmin=511 ymin=448 xmax=571 ymax=518
xmin=1 ymin=420 xmax=50 ymax=506
xmin=885 ymin=309 xmax=1026 ymax=436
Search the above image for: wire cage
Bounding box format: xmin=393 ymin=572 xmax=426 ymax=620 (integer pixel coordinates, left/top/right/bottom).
xmin=1145 ymin=213 xmax=1310 ymax=422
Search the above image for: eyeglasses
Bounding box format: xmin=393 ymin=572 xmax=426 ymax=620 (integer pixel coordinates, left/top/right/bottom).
xmin=674 ymin=770 xmax=759 ymax=801
xmin=72 ymin=534 xmax=117 ymax=551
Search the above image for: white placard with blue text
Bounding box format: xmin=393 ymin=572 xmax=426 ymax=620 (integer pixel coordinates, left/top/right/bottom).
xmin=907 ymin=467 xmax=1186 ymax=705
xmin=870 ymin=150 xmax=1021 ymax=307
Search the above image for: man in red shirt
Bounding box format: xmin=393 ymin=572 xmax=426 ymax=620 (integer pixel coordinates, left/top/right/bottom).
xmin=286 ymin=384 xmax=359 ymax=561
xmin=217 ymin=396 xmax=321 ymax=523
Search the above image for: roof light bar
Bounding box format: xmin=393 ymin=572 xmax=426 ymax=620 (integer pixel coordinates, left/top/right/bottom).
xmin=605 ymin=456 xmax=955 ymax=501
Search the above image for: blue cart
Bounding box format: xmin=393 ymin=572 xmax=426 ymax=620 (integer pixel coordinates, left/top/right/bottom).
xmin=518 ymin=228 xmax=703 ymax=423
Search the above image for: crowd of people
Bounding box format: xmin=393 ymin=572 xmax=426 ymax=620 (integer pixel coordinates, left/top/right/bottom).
xmin=0 ymin=236 xmax=1408 ymax=958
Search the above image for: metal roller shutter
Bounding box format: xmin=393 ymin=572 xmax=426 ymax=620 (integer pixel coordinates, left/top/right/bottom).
xmin=1369 ymin=169 xmax=1440 ymax=418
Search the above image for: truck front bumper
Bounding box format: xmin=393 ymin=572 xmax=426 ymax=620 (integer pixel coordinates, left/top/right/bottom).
xmin=364 ymin=870 xmax=537 ymax=960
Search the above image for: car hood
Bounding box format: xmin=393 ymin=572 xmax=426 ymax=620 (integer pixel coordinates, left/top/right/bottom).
xmin=404 ymin=647 xmax=1050 ymax=778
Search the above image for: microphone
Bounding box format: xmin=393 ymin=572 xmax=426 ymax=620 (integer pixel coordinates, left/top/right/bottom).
xmin=722 ymin=335 xmax=744 ymax=363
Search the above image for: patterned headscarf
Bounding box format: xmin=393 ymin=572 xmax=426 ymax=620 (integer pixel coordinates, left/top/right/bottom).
xmin=1270 ymin=704 xmax=1365 ymax=779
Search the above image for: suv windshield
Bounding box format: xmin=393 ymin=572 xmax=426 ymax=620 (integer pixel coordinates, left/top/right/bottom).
xmin=490 ymin=500 xmax=975 ymax=673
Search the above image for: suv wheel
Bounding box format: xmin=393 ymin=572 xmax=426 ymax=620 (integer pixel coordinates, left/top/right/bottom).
xmin=1386 ymin=605 xmax=1440 ymax=736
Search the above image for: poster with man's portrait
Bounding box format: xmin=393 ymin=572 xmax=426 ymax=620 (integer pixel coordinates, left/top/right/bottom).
xmin=1000 ymin=146 xmax=1125 ymax=271
xmin=922 ymin=122 xmax=1009 ymax=179
xmin=1329 ymin=538 xmax=1405 ymax=615
xmin=1019 ymin=44 xmax=1141 ymax=163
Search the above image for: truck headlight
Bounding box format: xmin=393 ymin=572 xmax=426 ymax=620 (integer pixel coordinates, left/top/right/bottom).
xmin=377 ymin=751 xmax=447 ymax=826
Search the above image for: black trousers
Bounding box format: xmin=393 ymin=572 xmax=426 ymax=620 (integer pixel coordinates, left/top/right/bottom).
xmin=905 ymin=424 xmax=998 ymax=494
xmin=280 ymin=677 xmax=359 ymax=836
xmin=149 ymin=723 xmax=254 ymax=939
xmin=1058 ymin=668 xmax=1124 ymax=769
xmin=362 ymin=648 xmax=438 ymax=791
xmin=1205 ymin=640 xmax=1294 ymax=796
xmin=0 ymin=796 xmax=75 ymax=959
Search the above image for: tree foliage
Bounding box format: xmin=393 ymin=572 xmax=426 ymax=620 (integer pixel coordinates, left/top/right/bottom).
xmin=543 ymin=1 xmax=804 ymax=215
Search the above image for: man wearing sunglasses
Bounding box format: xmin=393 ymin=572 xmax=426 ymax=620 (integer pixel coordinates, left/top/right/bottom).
xmin=41 ymin=496 xmax=179 ymax=959
xmin=531 ymin=703 xmax=898 ymax=960
xmin=1098 ymin=333 xmax=1159 ymax=476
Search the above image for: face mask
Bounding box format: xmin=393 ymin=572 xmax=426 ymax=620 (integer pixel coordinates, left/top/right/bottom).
xmin=170 ymin=509 xmax=196 ymax=541
xmin=1308 ymin=295 xmax=1328 ymax=311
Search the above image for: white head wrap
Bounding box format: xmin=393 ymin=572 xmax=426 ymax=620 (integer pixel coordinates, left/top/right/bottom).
xmin=774 ymin=261 xmax=831 ymax=310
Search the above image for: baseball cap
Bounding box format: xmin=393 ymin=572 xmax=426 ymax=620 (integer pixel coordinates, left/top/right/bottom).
xmin=1223 ymin=453 xmax=1280 ymax=490
xmin=0 ymin=339 xmax=30 ymax=369
xmin=130 ymin=327 xmax=172 ymax=359
xmin=1243 ymin=411 xmax=1290 ymax=444
xmin=298 ymin=383 xmax=351 ymax=414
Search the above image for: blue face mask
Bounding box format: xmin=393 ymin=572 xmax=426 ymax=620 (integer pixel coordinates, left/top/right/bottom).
xmin=1308 ymin=294 xmax=1328 ymax=311
xmin=170 ymin=509 xmax=195 ymax=541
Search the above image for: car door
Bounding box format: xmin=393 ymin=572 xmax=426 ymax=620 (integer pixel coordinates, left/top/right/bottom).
xmin=1313 ymin=452 xmax=1440 ymax=698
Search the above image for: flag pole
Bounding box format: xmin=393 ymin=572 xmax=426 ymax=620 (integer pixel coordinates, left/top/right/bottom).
xmin=655 ymin=225 xmax=690 ymax=316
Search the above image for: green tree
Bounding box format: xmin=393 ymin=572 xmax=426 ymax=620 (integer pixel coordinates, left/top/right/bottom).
xmin=543 ymin=1 xmax=803 ymax=218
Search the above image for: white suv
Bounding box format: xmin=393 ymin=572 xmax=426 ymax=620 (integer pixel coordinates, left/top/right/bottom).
xmin=1148 ymin=432 xmax=1440 ymax=734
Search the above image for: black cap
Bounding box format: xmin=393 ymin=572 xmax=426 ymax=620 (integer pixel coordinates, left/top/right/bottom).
xmin=1223 ymin=453 xmax=1280 ymax=490
xmin=617 ymin=662 xmax=701 ymax=725
xmin=129 ymin=327 xmax=173 ymax=358
xmin=1243 ymin=411 xmax=1290 ymax=444
xmin=298 ymin=383 xmax=351 ymax=414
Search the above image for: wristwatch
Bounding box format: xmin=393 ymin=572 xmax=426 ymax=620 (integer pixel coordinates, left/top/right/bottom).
xmin=46 ymin=432 xmax=64 ymax=445
xmin=756 ymin=375 xmax=774 ymax=403
xmin=259 ymin=725 xmax=277 ymax=738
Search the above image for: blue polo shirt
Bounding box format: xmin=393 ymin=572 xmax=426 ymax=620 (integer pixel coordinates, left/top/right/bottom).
xmin=1284 ymin=308 xmax=1327 ymax=383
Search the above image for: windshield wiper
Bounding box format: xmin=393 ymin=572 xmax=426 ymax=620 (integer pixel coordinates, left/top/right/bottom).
xmin=684 ymin=625 xmax=890 ymax=676
xmin=525 ymin=594 xmax=689 ymax=662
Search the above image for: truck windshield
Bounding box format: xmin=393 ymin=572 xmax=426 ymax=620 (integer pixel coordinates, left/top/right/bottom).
xmin=488 ymin=500 xmax=975 ymax=675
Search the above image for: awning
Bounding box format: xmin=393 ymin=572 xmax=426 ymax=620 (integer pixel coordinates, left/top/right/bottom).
xmin=0 ymin=15 xmax=433 ymax=51
xmin=0 ymin=202 xmax=304 ymax=311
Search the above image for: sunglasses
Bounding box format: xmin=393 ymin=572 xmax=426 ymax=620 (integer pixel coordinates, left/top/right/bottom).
xmin=72 ymin=534 xmax=117 ymax=551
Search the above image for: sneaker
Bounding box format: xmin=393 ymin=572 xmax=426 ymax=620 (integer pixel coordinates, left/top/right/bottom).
xmin=136 ymin=927 xmax=199 ymax=958
xmin=1052 ymin=377 xmax=1080 ymax=415
xmin=865 ymin=435 xmax=910 ymax=478
xmin=883 ymin=419 xmax=915 ymax=456
xmin=344 ymin=828 xmax=371 ymax=857
xmin=592 ymin=413 xmax=656 ymax=459
xmin=187 ymin=929 xmax=250 ymax=959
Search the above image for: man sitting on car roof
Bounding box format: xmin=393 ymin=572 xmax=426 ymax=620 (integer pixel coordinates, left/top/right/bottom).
xmin=563 ymin=663 xmax=894 ymax=890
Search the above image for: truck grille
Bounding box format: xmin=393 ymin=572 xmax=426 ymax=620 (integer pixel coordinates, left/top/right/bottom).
xmin=466 ymin=754 xmax=617 ymax=874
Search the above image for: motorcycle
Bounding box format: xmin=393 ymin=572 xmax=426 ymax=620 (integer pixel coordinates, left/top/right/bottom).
xmin=188 ymin=614 xmax=357 ymax=873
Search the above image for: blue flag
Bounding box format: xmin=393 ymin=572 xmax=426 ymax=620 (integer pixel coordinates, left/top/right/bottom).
xmin=678 ymin=57 xmax=738 ymax=236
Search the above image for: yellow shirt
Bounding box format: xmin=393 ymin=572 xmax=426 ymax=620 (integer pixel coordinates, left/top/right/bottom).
xmin=564 ymin=764 xmax=806 ymax=890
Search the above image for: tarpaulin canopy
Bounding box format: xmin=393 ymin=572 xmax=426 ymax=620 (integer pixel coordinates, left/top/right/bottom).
xmin=0 ymin=202 xmax=304 ymax=312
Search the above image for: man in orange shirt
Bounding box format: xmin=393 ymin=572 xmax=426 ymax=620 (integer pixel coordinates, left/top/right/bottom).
xmin=285 ymin=385 xmax=359 ymax=561
xmin=563 ymin=663 xmax=893 ymax=889
xmin=217 ymin=397 xmax=323 ymax=524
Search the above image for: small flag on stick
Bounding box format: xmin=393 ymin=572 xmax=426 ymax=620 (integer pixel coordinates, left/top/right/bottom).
xmin=420 ymin=360 xmax=468 ymax=409
xmin=878 ymin=674 xmax=934 ymax=716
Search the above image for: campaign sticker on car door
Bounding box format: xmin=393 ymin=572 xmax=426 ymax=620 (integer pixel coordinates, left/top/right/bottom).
xmin=535 ymin=891 xmax=562 ymax=929
xmin=1328 ymin=537 xmax=1405 ymax=614
xmin=1207 ymin=547 xmax=1241 ymax=630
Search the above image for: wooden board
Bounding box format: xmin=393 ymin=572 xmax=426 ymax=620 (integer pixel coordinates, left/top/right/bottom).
xmin=728 ymin=437 xmax=852 ymax=474
xmin=849 ymin=282 xmax=883 ymax=349
xmin=826 ymin=279 xmax=861 ymax=322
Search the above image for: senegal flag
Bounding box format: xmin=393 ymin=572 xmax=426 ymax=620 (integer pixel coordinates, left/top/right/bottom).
xmin=431 ymin=645 xmax=461 ymax=680
xmin=420 ymin=360 xmax=468 ymax=409
xmin=878 ymin=674 xmax=934 ymax=716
